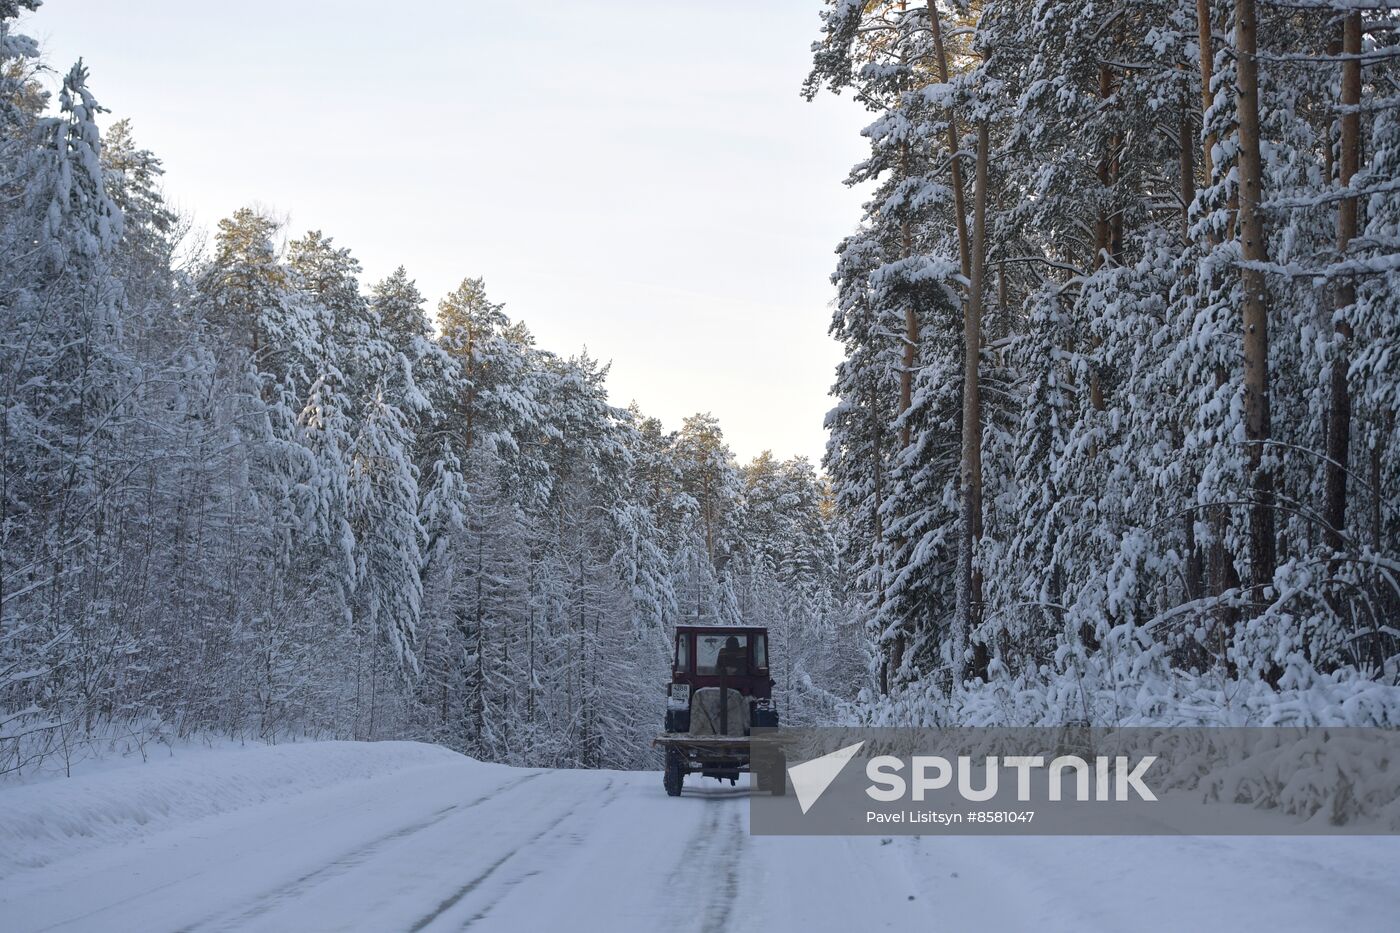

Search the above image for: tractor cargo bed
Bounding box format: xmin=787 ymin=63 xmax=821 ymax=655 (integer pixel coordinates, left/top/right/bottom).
xmin=655 ymin=732 xmax=789 ymax=796
xmin=652 ymin=734 xmax=753 ymax=750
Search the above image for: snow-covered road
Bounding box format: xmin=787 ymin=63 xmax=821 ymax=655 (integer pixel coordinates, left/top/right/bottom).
xmin=2 ymin=742 xmax=1397 ymax=932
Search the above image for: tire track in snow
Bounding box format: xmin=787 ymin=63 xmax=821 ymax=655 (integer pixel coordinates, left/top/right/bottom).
xmin=179 ymin=771 xmax=545 ymax=933
xmin=659 ymin=786 xmax=750 ymax=933
xmin=699 ymin=806 xmax=747 ymax=933
xmin=407 ymin=777 xmax=620 ymax=932
xmin=455 ymin=777 xmax=624 ymax=930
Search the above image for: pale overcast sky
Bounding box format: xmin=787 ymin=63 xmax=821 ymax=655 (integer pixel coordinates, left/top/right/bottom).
xmin=24 ymin=0 xmax=869 ymax=465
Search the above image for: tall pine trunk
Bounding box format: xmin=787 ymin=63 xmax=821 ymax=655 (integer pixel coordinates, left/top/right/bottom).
xmin=1233 ymin=0 xmax=1276 ymax=597
xmin=929 ymin=3 xmax=971 ymax=281
xmin=956 ymin=118 xmax=990 ymax=682
xmin=872 ymin=381 xmax=890 ymax=693
xmin=1324 ymin=11 xmax=1361 ymax=552
xmin=1179 ymin=79 xmax=1205 ymax=601
xmin=897 ymin=1 xmax=917 ymax=453
xmin=891 ymin=1 xmax=915 ymax=684
xmin=1088 ymin=63 xmax=1116 ymax=440
xmin=1196 ymin=0 xmax=1217 ymax=186
xmin=1197 ymin=0 xmax=1243 ymax=623
xmin=918 ymin=0 xmax=974 ymax=691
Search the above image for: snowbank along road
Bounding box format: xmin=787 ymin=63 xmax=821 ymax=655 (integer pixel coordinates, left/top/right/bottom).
xmin=1 ymin=741 xmax=1397 ymax=932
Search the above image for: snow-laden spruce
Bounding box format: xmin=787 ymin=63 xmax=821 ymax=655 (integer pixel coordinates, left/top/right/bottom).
xmin=807 ymin=0 xmax=1399 ymax=722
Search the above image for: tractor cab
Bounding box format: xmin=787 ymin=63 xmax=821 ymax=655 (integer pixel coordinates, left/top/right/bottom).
xmin=656 ymin=625 xmax=783 ymax=797
xmin=668 ymin=626 xmax=774 ymax=717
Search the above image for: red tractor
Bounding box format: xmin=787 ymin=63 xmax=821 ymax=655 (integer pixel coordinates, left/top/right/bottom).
xmin=653 ymin=625 xmax=785 ymax=796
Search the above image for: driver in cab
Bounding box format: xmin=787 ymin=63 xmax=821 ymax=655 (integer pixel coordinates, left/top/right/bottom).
xmin=716 ymin=635 xmax=746 ymax=676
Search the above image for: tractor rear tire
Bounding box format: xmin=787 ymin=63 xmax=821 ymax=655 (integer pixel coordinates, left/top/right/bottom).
xmin=753 ymin=748 xmax=787 ymax=796
xmin=664 ymin=748 xmax=685 ymax=797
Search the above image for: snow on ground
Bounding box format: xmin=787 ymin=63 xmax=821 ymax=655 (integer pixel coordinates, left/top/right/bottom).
xmin=0 ymin=740 xmax=463 ymax=878
xmin=1 ymin=741 xmax=1397 ymax=932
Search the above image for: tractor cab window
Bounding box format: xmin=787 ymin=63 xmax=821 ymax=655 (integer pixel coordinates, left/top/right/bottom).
xmin=675 ymin=635 xmax=690 ymax=673
xmin=696 ymin=634 xmax=749 ymax=675
xmin=754 ymin=635 xmax=767 ymax=670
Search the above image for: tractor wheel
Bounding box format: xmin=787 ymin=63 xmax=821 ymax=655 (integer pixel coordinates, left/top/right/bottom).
xmin=664 ymin=748 xmax=685 ymax=797
xmin=753 ymin=748 xmax=787 ymax=796
xmin=770 ymin=751 xmax=787 ymax=796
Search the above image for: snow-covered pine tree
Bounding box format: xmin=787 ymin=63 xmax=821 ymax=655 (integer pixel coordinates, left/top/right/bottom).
xmin=808 ymin=0 xmax=1400 ymax=724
